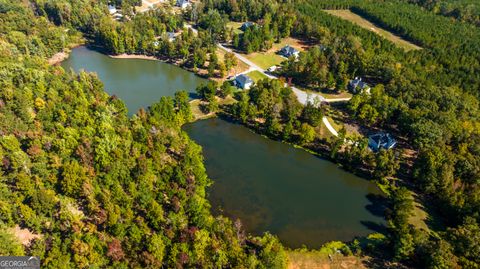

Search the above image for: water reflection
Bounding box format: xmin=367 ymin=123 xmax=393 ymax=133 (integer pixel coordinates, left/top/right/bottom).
xmin=185 ymin=118 xmax=386 ymax=248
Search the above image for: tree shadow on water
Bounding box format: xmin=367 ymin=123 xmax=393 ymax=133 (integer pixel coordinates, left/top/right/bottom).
xmin=365 ymin=193 xmax=389 ymax=218
xmin=360 ymin=220 xmax=387 ymax=234
xmin=189 ymin=92 xmax=200 ymax=99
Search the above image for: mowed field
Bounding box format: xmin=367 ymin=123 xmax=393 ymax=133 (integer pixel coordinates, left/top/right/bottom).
xmin=324 ymin=10 xmax=422 ymax=51
xmin=240 ymin=37 xmax=309 ymax=70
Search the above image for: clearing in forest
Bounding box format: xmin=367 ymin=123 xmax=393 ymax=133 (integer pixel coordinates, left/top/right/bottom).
xmin=324 ymin=10 xmax=422 ymax=51
xmin=241 ymin=37 xmax=309 ymax=70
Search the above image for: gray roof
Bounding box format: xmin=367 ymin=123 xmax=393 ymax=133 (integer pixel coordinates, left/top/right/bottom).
xmin=235 ymin=74 xmax=253 ymax=85
xmin=368 ymin=133 xmax=396 ymax=151
xmin=177 ymin=0 xmax=189 ymax=6
xmin=280 ymin=45 xmax=299 ymax=57
xmin=241 ymin=22 xmax=255 ymax=30
xmin=349 ymin=77 xmax=370 ymax=92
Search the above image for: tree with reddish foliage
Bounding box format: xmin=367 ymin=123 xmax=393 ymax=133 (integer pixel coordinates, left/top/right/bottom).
xmin=107 ymin=238 xmax=125 ymax=262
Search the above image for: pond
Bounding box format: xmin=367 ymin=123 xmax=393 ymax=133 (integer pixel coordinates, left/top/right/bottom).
xmin=184 ymin=118 xmax=385 ymax=248
xmin=61 ymin=46 xmax=206 ymax=115
xmin=63 ymin=46 xmax=385 ymax=249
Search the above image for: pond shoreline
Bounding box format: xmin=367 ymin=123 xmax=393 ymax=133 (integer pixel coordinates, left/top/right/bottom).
xmin=184 ymin=117 xmax=387 ymax=248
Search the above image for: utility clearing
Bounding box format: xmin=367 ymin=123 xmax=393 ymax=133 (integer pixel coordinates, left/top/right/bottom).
xmin=324 ymin=10 xmax=422 ymax=51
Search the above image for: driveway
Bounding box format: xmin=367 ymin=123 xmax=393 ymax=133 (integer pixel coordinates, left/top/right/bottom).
xmin=186 ymin=24 xmax=342 ymax=136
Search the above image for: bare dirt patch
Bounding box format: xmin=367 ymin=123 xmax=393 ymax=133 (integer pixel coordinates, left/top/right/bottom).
xmin=10 ymin=225 xmax=41 ymax=246
xmin=48 ymin=51 xmax=69 ymax=65
xmin=288 ymin=252 xmax=367 ymax=269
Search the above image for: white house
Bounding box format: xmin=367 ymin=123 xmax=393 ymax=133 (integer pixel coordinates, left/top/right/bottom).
xmin=176 ymin=0 xmax=190 ymax=9
xmin=108 ymin=4 xmax=117 ymax=15
xmin=233 ymin=74 xmax=254 ymax=90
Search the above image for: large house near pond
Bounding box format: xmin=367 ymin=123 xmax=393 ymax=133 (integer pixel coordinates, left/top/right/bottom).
xmin=177 ymin=0 xmax=190 ymax=9
xmin=348 ymin=77 xmax=371 ymax=94
xmin=279 ymin=45 xmax=300 ymax=58
xmin=368 ymin=133 xmax=397 ymax=151
xmin=233 ymin=74 xmax=254 ymax=90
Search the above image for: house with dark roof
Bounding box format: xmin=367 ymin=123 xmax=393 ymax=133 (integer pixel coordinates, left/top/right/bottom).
xmin=279 ymin=45 xmax=300 ymax=58
xmin=348 ymin=77 xmax=371 ymax=94
xmin=240 ymin=22 xmax=255 ymax=31
xmin=233 ymin=74 xmax=254 ymax=90
xmin=368 ymin=133 xmax=397 ymax=151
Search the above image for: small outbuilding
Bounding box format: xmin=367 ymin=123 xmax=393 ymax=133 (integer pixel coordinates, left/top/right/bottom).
xmin=368 ymin=133 xmax=397 ymax=151
xmin=348 ymin=77 xmax=371 ymax=94
xmin=279 ymin=45 xmax=300 ymax=58
xmin=233 ymin=74 xmax=254 ymax=90
xmin=267 ymin=65 xmax=278 ymax=73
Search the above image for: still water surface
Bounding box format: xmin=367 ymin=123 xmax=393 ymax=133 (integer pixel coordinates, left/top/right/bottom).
xmin=62 ymin=46 xmax=205 ymax=114
xmin=185 ymin=118 xmax=385 ymax=248
xmin=63 ymin=47 xmax=385 ymax=248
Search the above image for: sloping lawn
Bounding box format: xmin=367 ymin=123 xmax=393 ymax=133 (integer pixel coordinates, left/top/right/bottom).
xmin=324 ymin=10 xmax=422 ymax=51
xmin=244 ymin=53 xmax=285 ymax=70
xmin=241 ymin=37 xmax=309 ymax=70
xmin=246 ymin=70 xmax=268 ymax=82
xmin=226 ymin=21 xmax=244 ymax=34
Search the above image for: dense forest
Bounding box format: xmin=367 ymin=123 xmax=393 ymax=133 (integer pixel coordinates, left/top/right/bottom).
xmin=291 ymin=1 xmax=480 ymax=267
xmin=1 ymin=0 xmax=480 ymax=268
xmin=196 ymin=0 xmax=297 ymax=53
xmin=0 ymin=1 xmax=287 ymax=268
xmin=403 ymin=0 xmax=480 ymax=26
xmin=192 ymin=0 xmax=480 ymax=267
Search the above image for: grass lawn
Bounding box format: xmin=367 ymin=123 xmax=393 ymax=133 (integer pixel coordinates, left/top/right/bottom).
xmin=246 ymin=70 xmax=268 ymax=82
xmin=319 ymin=90 xmax=353 ymax=99
xmin=226 ymin=21 xmax=244 ymax=35
xmin=190 ymin=96 xmax=237 ymax=121
xmin=326 ymin=116 xmax=343 ymax=132
xmin=324 ymin=10 xmax=422 ymax=51
xmin=216 ymin=46 xmax=250 ymax=77
xmin=244 ymin=53 xmax=285 ymax=70
xmin=241 ymin=37 xmax=309 ymax=70
xmin=408 ymin=191 xmax=430 ymax=231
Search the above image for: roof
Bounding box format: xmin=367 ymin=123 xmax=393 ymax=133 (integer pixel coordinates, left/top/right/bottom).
xmin=368 ymin=133 xmax=396 ymax=151
xmin=108 ymin=4 xmax=117 ymax=14
xmin=280 ymin=45 xmax=299 ymax=57
xmin=177 ymin=0 xmax=190 ymax=6
xmin=235 ymin=74 xmax=253 ymax=85
xmin=241 ymin=22 xmax=255 ymax=30
xmin=349 ymin=77 xmax=370 ymax=90
xmin=167 ymin=32 xmax=176 ymax=40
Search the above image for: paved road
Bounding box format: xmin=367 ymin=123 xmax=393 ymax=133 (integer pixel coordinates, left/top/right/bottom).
xmin=186 ymin=25 xmax=341 ymax=136
xmin=216 ymin=43 xmax=341 ymax=136
xmin=217 ymin=44 xmax=327 ymax=103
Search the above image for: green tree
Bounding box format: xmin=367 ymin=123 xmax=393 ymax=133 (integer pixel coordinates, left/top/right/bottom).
xmin=298 ymin=123 xmax=316 ymax=144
